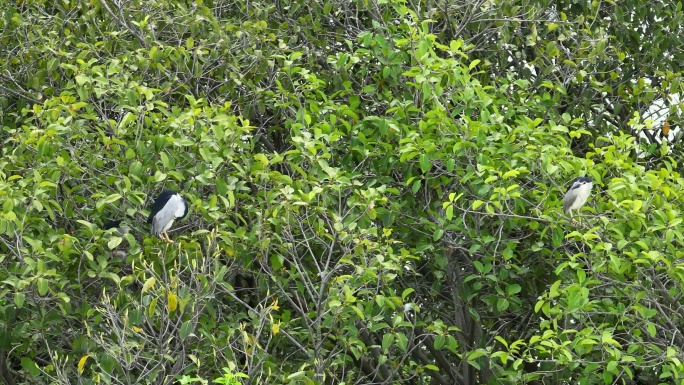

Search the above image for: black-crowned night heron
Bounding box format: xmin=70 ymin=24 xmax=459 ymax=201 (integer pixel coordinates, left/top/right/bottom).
xmin=563 ymin=176 xmax=593 ymax=225
xmin=103 ymin=220 xmax=130 ymax=235
xmin=147 ymin=190 xmax=188 ymax=243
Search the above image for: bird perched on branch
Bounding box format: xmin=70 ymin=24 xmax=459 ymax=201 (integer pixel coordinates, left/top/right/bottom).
xmin=147 ymin=190 xmax=188 ymax=243
xmin=103 ymin=220 xmax=130 ymax=235
xmin=563 ymin=176 xmax=593 ymax=225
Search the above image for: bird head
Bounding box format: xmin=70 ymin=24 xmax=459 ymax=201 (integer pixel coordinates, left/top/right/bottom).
xmin=567 ymin=176 xmax=593 ymax=192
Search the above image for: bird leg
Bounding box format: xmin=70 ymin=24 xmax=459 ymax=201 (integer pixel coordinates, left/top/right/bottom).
xmin=163 ymin=232 xmax=174 ymax=243
xmin=575 ymin=209 xmax=585 ymax=226
xmin=569 ymin=211 xmax=588 ymax=228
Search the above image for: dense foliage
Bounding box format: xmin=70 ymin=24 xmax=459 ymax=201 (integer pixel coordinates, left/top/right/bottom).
xmin=1 ymin=0 xmax=684 ymax=384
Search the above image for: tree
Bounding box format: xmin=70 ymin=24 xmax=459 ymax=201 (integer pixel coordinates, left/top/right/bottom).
xmin=1 ymin=0 xmax=684 ymax=384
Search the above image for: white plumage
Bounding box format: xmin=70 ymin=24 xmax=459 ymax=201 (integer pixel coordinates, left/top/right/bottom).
xmin=563 ymin=177 xmax=593 ymax=223
xmin=147 ymin=190 xmax=188 ymax=243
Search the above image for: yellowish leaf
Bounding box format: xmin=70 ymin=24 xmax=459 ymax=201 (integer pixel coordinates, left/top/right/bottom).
xmin=168 ymin=291 xmax=178 ymax=312
xmin=272 ymin=321 xmax=280 ymax=335
xmin=243 ymin=332 xmax=255 ymax=355
xmin=78 ymin=355 xmax=90 ymax=374
xmin=141 ymin=277 xmax=156 ymax=294
xmin=133 ymin=326 xmax=143 ymax=333
xmin=148 ymin=297 xmax=158 ymax=318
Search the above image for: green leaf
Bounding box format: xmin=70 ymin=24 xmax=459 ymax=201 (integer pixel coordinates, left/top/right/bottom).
xmin=491 ymin=351 xmax=509 ymax=365
xmin=382 ymin=333 xmax=394 ymax=351
xmin=552 ymin=227 xmax=563 ymax=247
xmin=467 ymin=350 xmax=484 ymax=370
xmin=446 ymin=204 xmax=454 ymax=220
xmin=450 ymin=39 xmax=463 ymax=52
xmin=496 ymin=298 xmax=509 ymax=312
xmin=179 ymin=320 xmax=194 ymax=339
xmin=402 ymin=288 xmax=414 ymax=299
xmin=433 ymin=228 xmax=444 ymax=241
xmin=351 ymin=305 xmax=365 ymax=320
xmin=411 ymin=180 xmax=421 ymax=195
xmin=148 ymin=297 xmax=158 ymax=318
xmin=129 ymin=161 xmax=143 ymax=176
xmin=343 ymin=285 xmax=356 ymax=303
xmin=396 ymin=332 xmax=408 ymax=351
xmin=160 ymin=152 xmax=171 ymax=168
xmin=419 ymin=154 xmax=432 ymax=173
xmin=254 ymin=153 xmax=269 ymax=166
xmin=75 ymin=74 xmax=89 ymax=85
xmin=433 ymin=335 xmax=445 ymax=350
xmin=506 ymin=284 xmax=521 ymax=296
xmin=36 ymin=278 xmax=48 ymax=296
xmin=107 ymin=236 xmax=122 ymax=250
xmin=76 ymin=220 xmax=95 ymax=231
xmin=502 ymin=170 xmax=519 ymax=179
xmin=287 ymin=371 xmax=306 ymax=381
xmin=549 ymin=280 xmax=562 ymax=298
xmin=14 ymin=293 xmax=25 ymax=309
xmin=47 ymin=58 xmax=58 ymax=71
xmin=21 ymin=357 xmax=40 ymax=376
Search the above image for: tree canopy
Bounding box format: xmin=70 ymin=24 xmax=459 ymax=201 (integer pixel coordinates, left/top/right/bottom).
xmin=1 ymin=0 xmax=684 ymax=384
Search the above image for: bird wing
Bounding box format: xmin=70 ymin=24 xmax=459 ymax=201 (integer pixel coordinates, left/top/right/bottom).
xmin=103 ymin=220 xmax=121 ymax=230
xmin=147 ymin=190 xmax=175 ymax=224
xmin=151 ymin=194 xmax=186 ymax=235
xmin=563 ymin=188 xmax=578 ymax=213
xmin=169 ymin=193 xmax=187 ymax=218
xmin=565 ymin=177 xmax=580 ymax=194
xmin=151 ymin=207 xmax=174 ymax=235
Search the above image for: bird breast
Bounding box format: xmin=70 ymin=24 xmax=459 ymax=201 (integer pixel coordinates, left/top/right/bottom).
xmin=569 ymin=183 xmax=592 ymax=210
xmin=150 ymin=194 xmax=185 ymax=235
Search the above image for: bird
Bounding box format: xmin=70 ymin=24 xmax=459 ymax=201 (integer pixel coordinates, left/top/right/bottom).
xmin=103 ymin=220 xmax=130 ymax=235
xmin=563 ymin=176 xmax=593 ymax=225
xmin=147 ymin=190 xmax=188 ymax=243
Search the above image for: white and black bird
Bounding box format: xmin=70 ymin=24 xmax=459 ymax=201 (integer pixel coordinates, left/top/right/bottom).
xmin=147 ymin=190 xmax=188 ymax=243
xmin=563 ymin=176 xmax=593 ymax=225
xmin=103 ymin=219 xmax=130 ymax=235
